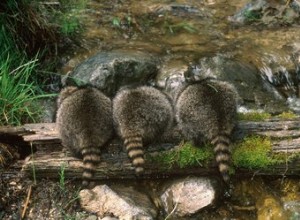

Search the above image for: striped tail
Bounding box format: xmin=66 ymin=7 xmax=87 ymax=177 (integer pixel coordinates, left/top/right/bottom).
xmin=211 ymin=135 xmax=231 ymax=183
xmin=81 ymin=147 xmax=101 ymax=188
xmin=124 ymin=135 xmax=145 ymax=174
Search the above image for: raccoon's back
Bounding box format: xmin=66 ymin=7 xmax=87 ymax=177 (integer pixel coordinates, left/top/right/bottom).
xmin=175 ymin=81 xmax=237 ymax=141
xmin=57 ymin=88 xmax=113 ymax=154
xmin=113 ymin=86 xmax=174 ymax=141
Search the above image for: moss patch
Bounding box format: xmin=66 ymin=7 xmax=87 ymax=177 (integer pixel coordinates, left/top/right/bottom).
xmin=232 ymin=136 xmax=274 ymax=169
xmin=238 ymin=112 xmax=272 ymax=121
xmin=148 ymin=142 xmax=214 ymax=169
xmin=277 ymin=111 xmax=298 ymax=120
xmin=232 ymin=136 xmax=299 ymax=170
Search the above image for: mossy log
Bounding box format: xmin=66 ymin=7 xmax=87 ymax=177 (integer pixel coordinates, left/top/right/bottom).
xmin=1 ymin=118 xmax=300 ymax=180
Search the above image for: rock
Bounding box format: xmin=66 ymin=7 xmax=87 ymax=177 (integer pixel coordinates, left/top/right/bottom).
xmin=79 ymin=185 xmax=157 ymax=220
xmin=155 ymin=59 xmax=188 ymax=96
xmin=257 ymin=195 xmax=288 ymax=220
xmin=229 ymin=0 xmax=300 ymax=26
xmin=64 ymin=50 xmax=159 ymax=97
xmin=160 ymin=177 xmax=221 ymax=218
xmin=189 ymin=55 xmax=289 ymax=114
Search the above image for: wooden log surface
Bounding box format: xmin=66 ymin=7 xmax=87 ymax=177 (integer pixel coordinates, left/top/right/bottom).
xmin=1 ymin=118 xmax=300 ymax=180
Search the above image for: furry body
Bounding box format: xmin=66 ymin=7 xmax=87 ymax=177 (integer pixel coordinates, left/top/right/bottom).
xmin=175 ymin=79 xmax=237 ymax=182
xmin=56 ymin=86 xmax=113 ymax=187
xmin=113 ymin=85 xmax=174 ymax=174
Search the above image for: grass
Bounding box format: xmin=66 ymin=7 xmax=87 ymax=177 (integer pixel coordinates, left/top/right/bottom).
xmin=0 ymin=55 xmax=54 ymax=125
xmin=0 ymin=10 xmax=56 ymax=126
xmin=59 ymin=163 xmax=67 ymax=191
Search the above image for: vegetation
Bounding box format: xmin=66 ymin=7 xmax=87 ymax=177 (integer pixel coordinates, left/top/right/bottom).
xmin=232 ymin=136 xmax=299 ymax=170
xmin=238 ymin=111 xmax=272 ymax=121
xmin=277 ymin=111 xmax=298 ymax=119
xmin=232 ymin=136 xmax=275 ymax=169
xmin=148 ymin=142 xmax=214 ymax=169
xmin=0 ymin=0 xmax=88 ymax=126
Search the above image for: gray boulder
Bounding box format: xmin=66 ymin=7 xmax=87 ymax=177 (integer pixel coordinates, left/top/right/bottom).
xmin=64 ymin=50 xmax=159 ymax=97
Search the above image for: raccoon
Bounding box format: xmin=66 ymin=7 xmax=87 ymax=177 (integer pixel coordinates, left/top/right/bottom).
xmin=175 ymin=79 xmax=238 ymax=183
xmin=56 ymin=86 xmax=113 ymax=188
xmin=113 ymin=85 xmax=174 ymax=174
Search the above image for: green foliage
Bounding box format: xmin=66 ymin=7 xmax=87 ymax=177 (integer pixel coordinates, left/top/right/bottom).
xmin=232 ymin=136 xmax=300 ymax=170
xmin=277 ymin=111 xmax=298 ymax=119
xmin=53 ymin=0 xmax=87 ymax=36
xmin=0 ymin=56 xmax=46 ymax=125
xmin=233 ymin=136 xmax=274 ymax=169
xmin=149 ymin=142 xmax=214 ymax=169
xmin=238 ymin=112 xmax=272 ymax=121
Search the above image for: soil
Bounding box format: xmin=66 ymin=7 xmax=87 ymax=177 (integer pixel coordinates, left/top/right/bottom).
xmin=0 ymin=163 xmax=86 ymax=220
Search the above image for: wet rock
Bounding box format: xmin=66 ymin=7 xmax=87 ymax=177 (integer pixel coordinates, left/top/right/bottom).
xmin=257 ymin=195 xmax=288 ymax=220
xmin=64 ymin=50 xmax=159 ymax=97
xmin=190 ymin=55 xmax=289 ymax=114
xmin=79 ymin=185 xmax=157 ymax=219
xmin=229 ymin=0 xmax=300 ymax=26
xmin=155 ymin=59 xmax=188 ymax=96
xmin=160 ymin=177 xmax=221 ymax=218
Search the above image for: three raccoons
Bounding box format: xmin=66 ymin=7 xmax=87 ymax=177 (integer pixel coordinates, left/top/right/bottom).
xmin=56 ymin=78 xmax=237 ymax=184
xmin=112 ymin=85 xmax=174 ymax=174
xmin=56 ymin=86 xmax=113 ymax=188
xmin=174 ymin=78 xmax=238 ymax=183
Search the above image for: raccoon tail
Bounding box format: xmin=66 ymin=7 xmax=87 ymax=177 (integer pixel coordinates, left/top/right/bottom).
xmin=124 ymin=134 xmax=145 ymax=174
xmin=81 ymin=147 xmax=101 ymax=188
xmin=211 ymin=135 xmax=231 ymax=183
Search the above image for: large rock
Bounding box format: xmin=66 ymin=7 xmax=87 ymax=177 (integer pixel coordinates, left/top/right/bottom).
xmin=160 ymin=177 xmax=221 ymax=218
xmin=64 ymin=50 xmax=159 ymax=97
xmin=190 ymin=55 xmax=289 ymax=114
xmin=229 ymin=0 xmax=300 ymax=26
xmin=79 ymin=185 xmax=157 ymax=219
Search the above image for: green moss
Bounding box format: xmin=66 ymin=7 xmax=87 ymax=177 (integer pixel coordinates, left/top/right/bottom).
xmin=148 ymin=142 xmax=214 ymax=169
xmin=277 ymin=111 xmax=298 ymax=120
xmin=238 ymin=112 xmax=272 ymax=121
xmin=232 ymin=136 xmax=274 ymax=169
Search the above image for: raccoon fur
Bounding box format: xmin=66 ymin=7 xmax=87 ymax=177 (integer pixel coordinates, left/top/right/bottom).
xmin=56 ymin=86 xmax=113 ymax=188
xmin=113 ymin=85 xmax=174 ymax=174
xmin=175 ymin=79 xmax=238 ymax=183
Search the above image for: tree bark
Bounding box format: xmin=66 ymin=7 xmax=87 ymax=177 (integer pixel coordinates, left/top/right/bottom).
xmin=1 ymin=118 xmax=299 ymax=180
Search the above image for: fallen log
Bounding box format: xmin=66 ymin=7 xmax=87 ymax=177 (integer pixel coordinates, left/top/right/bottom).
xmin=1 ymin=118 xmax=300 ymax=180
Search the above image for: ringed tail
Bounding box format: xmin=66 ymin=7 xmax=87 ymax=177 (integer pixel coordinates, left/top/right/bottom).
xmin=124 ymin=134 xmax=145 ymax=174
xmin=211 ymin=135 xmax=231 ymax=183
xmin=81 ymin=147 xmax=101 ymax=188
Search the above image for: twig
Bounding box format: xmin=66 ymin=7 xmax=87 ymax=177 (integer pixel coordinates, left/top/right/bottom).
xmin=164 ymin=201 xmax=179 ymax=220
xmin=21 ymin=185 xmax=32 ymax=219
